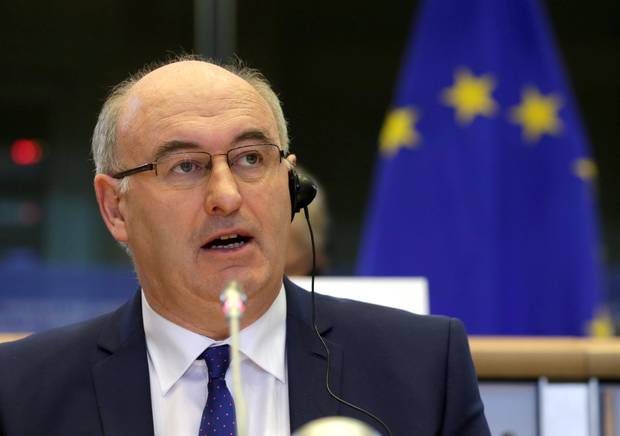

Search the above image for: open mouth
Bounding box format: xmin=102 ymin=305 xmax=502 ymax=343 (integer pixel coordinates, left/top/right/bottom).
xmin=203 ymin=234 xmax=252 ymax=250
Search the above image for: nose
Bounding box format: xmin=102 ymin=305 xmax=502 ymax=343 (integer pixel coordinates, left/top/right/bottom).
xmin=204 ymin=158 xmax=242 ymax=216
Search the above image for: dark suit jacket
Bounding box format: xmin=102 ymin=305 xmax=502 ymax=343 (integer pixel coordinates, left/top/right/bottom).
xmin=0 ymin=278 xmax=489 ymax=436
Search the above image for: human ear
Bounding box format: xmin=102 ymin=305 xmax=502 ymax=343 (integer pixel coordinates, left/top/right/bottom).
xmin=94 ymin=174 xmax=129 ymax=243
xmin=286 ymin=153 xmax=297 ymax=167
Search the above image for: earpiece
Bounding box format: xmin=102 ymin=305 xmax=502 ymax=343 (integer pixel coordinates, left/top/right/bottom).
xmin=288 ymin=169 xmax=318 ymax=220
xmin=299 ymin=171 xmax=394 ymax=436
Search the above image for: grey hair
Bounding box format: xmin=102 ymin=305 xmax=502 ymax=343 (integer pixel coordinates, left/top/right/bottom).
xmin=91 ymin=54 xmax=289 ymax=176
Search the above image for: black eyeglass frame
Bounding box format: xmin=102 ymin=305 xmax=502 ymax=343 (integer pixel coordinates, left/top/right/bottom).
xmin=112 ymin=143 xmax=287 ymax=180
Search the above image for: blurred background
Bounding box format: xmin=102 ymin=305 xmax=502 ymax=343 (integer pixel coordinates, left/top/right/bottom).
xmin=0 ymin=0 xmax=618 ymax=334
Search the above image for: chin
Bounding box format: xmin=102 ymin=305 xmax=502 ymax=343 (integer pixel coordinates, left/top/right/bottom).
xmin=193 ymin=260 xmax=281 ymax=301
xmin=200 ymin=269 xmax=258 ymax=296
xmin=236 ymin=268 xmax=281 ymax=299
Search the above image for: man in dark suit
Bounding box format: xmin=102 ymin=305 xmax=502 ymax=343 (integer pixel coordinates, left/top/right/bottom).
xmin=0 ymin=57 xmax=489 ymax=435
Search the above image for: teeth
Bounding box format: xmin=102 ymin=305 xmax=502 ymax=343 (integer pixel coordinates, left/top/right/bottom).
xmin=219 ymin=234 xmax=238 ymax=240
xmin=211 ymin=240 xmax=245 ymax=250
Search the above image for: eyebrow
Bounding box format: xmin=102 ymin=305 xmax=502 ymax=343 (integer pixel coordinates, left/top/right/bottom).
xmin=152 ymin=129 xmax=275 ymax=162
xmin=233 ymin=129 xmax=272 ymax=144
xmin=152 ymin=141 xmax=202 ymax=162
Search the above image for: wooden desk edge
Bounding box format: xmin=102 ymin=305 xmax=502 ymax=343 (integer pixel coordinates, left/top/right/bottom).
xmin=469 ymin=336 xmax=620 ymax=379
xmin=4 ymin=334 xmax=620 ymax=379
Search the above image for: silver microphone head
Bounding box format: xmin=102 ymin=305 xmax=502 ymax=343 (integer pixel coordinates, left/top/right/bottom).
xmin=219 ymin=280 xmax=247 ymax=319
xmin=293 ymin=417 xmax=380 ymax=436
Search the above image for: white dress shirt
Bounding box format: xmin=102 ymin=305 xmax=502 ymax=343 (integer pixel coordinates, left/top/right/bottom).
xmin=142 ymin=286 xmax=290 ymax=436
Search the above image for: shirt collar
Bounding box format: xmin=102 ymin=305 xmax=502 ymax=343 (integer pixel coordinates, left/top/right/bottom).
xmin=142 ymin=284 xmax=287 ymax=395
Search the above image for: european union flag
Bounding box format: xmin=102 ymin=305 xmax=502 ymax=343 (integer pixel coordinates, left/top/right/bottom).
xmin=357 ymin=0 xmax=602 ymax=335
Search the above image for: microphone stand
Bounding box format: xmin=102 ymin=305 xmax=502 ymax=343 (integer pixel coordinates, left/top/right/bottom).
xmin=221 ymin=281 xmax=248 ymax=436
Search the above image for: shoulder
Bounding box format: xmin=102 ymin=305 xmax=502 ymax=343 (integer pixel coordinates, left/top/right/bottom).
xmin=284 ymin=279 xmax=488 ymax=433
xmin=0 ymin=300 xmax=138 ymax=423
xmin=0 ymin=311 xmax=109 ymax=365
xmin=284 ymin=278 xmax=467 ymax=352
xmin=0 ymin=300 xmax=143 ymax=434
xmin=317 ymin=290 xmax=466 ymax=347
xmin=0 ymin=302 xmax=130 ymax=387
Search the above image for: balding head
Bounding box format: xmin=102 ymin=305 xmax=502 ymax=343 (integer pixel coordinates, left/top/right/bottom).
xmin=92 ymin=56 xmax=289 ymax=176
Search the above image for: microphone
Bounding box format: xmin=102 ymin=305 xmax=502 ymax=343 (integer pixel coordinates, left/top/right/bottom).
xmin=293 ymin=417 xmax=380 ymax=436
xmin=220 ymin=281 xmax=248 ymax=436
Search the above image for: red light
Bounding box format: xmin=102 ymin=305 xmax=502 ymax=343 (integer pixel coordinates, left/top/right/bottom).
xmin=11 ymin=139 xmax=43 ymax=166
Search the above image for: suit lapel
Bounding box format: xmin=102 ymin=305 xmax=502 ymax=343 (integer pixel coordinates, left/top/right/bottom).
xmin=285 ymin=278 xmax=344 ymax=431
xmin=92 ymin=292 xmax=154 ymax=436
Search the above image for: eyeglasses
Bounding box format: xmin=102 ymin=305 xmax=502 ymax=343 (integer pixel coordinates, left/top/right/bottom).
xmin=113 ymin=143 xmax=286 ymax=189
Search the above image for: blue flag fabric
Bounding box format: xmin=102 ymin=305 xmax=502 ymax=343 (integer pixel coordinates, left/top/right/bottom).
xmin=357 ymin=0 xmax=602 ymax=335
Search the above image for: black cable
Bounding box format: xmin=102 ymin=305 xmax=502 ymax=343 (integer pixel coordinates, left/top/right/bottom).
xmin=303 ymin=206 xmax=394 ymax=436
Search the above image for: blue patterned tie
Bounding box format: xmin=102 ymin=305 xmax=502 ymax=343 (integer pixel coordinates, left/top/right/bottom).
xmin=198 ymin=345 xmax=236 ymax=436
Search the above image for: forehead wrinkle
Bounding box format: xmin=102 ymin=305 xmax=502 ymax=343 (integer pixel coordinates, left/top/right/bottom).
xmin=125 ymin=84 xmax=268 ymax=127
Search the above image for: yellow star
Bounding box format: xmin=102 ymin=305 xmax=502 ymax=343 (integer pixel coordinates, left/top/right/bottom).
xmin=441 ymin=68 xmax=498 ymax=124
xmin=573 ymin=158 xmax=598 ymax=182
xmin=589 ymin=308 xmax=614 ymax=338
xmin=510 ymin=87 xmax=563 ymax=143
xmin=379 ymin=107 xmax=421 ymax=156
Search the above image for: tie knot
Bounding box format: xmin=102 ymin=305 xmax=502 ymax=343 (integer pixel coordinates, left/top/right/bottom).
xmin=200 ymin=345 xmax=230 ymax=380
